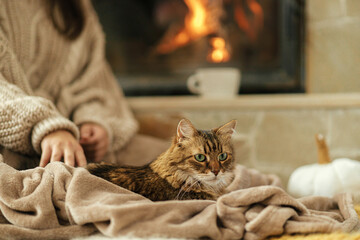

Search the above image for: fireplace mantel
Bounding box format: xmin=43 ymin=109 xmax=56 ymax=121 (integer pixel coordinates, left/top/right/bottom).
xmin=128 ymin=93 xmax=360 ymax=112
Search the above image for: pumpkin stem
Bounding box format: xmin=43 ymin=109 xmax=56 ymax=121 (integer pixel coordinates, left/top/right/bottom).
xmin=315 ymin=134 xmax=331 ymax=164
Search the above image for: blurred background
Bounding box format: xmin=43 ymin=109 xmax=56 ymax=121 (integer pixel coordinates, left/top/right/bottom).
xmin=92 ymin=0 xmax=360 ymax=186
xmin=93 ymin=0 xmax=304 ymax=95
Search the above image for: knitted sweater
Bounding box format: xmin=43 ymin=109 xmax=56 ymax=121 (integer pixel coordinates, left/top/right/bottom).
xmin=0 ymin=0 xmax=138 ymax=156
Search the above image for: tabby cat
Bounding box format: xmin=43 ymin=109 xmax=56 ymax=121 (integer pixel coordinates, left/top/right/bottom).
xmin=86 ymin=119 xmax=236 ymax=201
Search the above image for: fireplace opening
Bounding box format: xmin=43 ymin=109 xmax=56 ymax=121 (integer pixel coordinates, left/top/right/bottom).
xmin=92 ymin=0 xmax=305 ymax=96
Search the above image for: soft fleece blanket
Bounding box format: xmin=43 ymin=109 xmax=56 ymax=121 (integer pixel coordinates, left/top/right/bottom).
xmin=0 ymin=156 xmax=359 ymax=240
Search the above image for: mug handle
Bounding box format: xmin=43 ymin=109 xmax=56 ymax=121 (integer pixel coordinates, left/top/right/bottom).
xmin=187 ymin=75 xmax=201 ymax=94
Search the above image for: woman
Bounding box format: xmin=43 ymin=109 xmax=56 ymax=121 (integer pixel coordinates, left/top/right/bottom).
xmin=0 ymin=0 xmax=167 ymax=169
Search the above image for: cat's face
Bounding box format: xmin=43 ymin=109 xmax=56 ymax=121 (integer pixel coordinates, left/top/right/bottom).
xmin=172 ymin=119 xmax=236 ymax=193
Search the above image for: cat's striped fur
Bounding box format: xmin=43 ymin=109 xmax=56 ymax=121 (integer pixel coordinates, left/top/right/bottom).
xmin=86 ymin=119 xmax=236 ymax=201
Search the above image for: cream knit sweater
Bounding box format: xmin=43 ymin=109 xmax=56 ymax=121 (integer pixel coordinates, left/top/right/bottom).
xmin=0 ymin=0 xmax=138 ymax=157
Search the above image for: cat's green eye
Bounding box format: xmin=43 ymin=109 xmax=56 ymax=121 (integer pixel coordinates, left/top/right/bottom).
xmin=218 ymin=153 xmax=228 ymax=161
xmin=195 ymin=154 xmax=206 ymax=162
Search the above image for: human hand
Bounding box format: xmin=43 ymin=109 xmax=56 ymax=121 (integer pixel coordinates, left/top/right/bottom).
xmin=40 ymin=130 xmax=87 ymax=167
xmin=80 ymin=123 xmax=109 ymax=163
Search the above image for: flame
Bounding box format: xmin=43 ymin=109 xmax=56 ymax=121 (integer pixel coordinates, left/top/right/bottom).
xmin=156 ymin=0 xmax=219 ymax=54
xmin=186 ymin=0 xmax=209 ymax=36
xmin=234 ymin=0 xmax=264 ymax=42
xmin=155 ymin=0 xmax=264 ymax=62
xmin=208 ymin=37 xmax=230 ymax=63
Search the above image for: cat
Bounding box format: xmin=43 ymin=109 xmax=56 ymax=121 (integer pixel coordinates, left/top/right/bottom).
xmin=86 ymin=118 xmax=237 ymax=201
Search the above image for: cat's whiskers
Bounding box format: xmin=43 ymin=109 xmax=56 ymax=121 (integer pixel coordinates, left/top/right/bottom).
xmin=175 ymin=188 xmax=184 ymax=200
xmin=174 ymin=177 xmax=199 ymax=200
xmin=179 ymin=179 xmax=201 ymax=200
xmin=174 ymin=174 xmax=190 ymax=200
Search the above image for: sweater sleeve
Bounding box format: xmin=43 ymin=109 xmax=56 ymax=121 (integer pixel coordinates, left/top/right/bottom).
xmin=0 ymin=79 xmax=80 ymax=155
xmin=56 ymin=2 xmax=138 ymax=152
xmin=0 ymin=35 xmax=79 ymax=155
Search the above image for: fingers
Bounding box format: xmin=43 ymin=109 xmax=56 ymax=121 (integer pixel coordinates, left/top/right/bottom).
xmin=50 ymin=147 xmax=63 ymax=163
xmin=80 ymin=123 xmax=108 ymax=145
xmin=80 ymin=125 xmax=97 ymax=149
xmin=80 ymin=136 xmax=98 ymax=145
xmin=80 ymin=124 xmax=93 ymax=138
xmin=43 ymin=144 xmax=86 ymax=167
xmin=80 ymin=123 xmax=109 ymax=163
xmin=75 ymin=149 xmax=87 ymax=167
xmin=39 ymin=130 xmax=88 ymax=168
xmin=82 ymin=136 xmax=109 ymax=163
xmin=51 ymin=146 xmax=86 ymax=167
xmin=39 ymin=145 xmax=51 ymax=167
xmin=63 ymin=148 xmax=75 ymax=166
xmin=82 ymin=139 xmax=108 ymax=152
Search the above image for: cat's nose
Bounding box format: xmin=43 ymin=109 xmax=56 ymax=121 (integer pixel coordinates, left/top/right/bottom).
xmin=212 ymin=169 xmax=219 ymax=176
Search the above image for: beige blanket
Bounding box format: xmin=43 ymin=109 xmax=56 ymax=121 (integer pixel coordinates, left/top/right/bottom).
xmin=0 ymin=158 xmax=359 ymax=240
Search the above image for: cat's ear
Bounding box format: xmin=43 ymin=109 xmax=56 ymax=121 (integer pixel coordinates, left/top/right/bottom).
xmin=177 ymin=119 xmax=197 ymax=142
xmin=214 ymin=120 xmax=237 ymax=139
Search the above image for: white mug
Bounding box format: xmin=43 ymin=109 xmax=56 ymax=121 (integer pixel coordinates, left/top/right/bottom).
xmin=187 ymin=68 xmax=241 ymax=98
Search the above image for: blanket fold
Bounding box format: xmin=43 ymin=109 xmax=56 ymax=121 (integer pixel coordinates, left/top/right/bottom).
xmin=0 ymin=160 xmax=359 ymax=240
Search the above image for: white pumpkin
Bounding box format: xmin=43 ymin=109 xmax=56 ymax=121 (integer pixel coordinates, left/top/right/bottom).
xmin=287 ymin=134 xmax=360 ymax=198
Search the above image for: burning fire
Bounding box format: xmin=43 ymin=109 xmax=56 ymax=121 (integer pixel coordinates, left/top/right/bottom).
xmin=156 ymin=0 xmax=222 ymax=56
xmin=185 ymin=0 xmax=212 ymax=37
xmin=156 ymin=0 xmax=263 ymax=63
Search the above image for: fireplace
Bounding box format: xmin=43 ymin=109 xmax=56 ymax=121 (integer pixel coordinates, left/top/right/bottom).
xmin=92 ymin=0 xmax=305 ymax=96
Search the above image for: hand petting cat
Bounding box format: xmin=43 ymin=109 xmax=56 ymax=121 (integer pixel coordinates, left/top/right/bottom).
xmin=80 ymin=123 xmax=109 ymax=163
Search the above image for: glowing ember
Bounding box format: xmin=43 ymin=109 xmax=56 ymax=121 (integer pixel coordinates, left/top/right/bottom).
xmin=208 ymin=37 xmax=230 ymax=63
